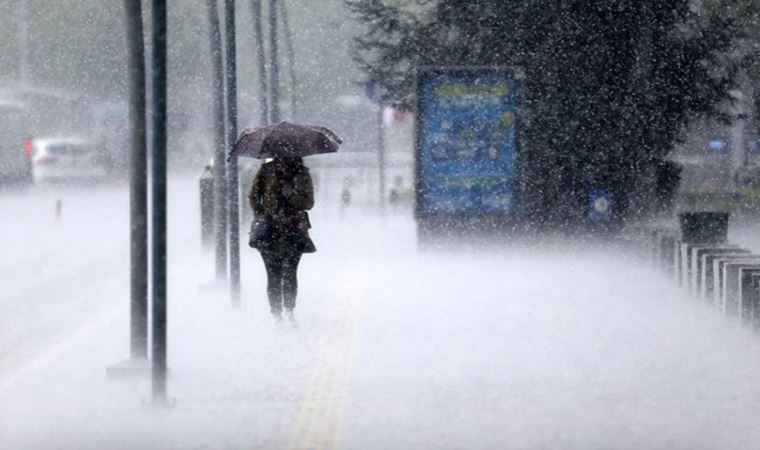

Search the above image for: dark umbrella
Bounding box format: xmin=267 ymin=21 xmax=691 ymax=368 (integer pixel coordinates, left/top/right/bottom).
xmin=229 ymin=121 xmax=341 ymax=159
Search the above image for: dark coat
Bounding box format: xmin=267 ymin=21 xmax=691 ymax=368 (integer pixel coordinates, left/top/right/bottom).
xmin=249 ymin=160 xmax=316 ymax=254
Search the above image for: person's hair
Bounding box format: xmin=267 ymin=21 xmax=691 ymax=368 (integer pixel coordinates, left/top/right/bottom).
xmin=274 ymin=156 xmax=303 ymax=166
xmin=273 ymin=156 xmax=304 ymax=177
xmin=274 ymin=156 xmax=302 ymax=162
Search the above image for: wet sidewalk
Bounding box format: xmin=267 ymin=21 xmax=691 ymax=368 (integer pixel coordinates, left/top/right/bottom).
xmin=5 ymin=213 xmax=760 ymax=449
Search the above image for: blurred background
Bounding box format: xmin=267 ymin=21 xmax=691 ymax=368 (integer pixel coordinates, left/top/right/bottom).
xmin=0 ymin=0 xmax=414 ymax=211
xmin=3 ymin=1 xmax=760 ymax=225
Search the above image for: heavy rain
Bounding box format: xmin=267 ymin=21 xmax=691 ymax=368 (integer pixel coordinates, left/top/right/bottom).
xmin=3 ymin=1 xmax=760 ymax=448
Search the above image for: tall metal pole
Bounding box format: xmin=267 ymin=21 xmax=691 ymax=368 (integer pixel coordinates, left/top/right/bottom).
xmin=251 ymin=0 xmax=270 ymax=126
xmin=206 ymin=0 xmax=228 ymax=281
xmin=377 ymin=103 xmax=386 ymax=214
xmin=268 ymin=0 xmax=280 ymax=123
xmin=278 ymin=0 xmax=297 ymax=120
xmin=150 ymin=0 xmax=169 ymax=404
xmin=124 ymin=0 xmax=148 ymax=361
xmin=18 ymin=0 xmax=29 ymax=84
xmin=637 ymin=2 xmax=656 ymax=215
xmin=225 ymin=0 xmax=241 ymax=307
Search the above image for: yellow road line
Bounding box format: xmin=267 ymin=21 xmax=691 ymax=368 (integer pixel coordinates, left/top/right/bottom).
xmin=316 ymin=305 xmax=358 ymax=450
xmin=329 ymin=313 xmax=361 ymax=450
xmin=287 ymin=269 xmax=364 ymax=450
xmin=289 ymin=338 xmax=325 ymax=446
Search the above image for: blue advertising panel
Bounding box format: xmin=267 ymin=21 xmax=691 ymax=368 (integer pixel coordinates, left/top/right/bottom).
xmin=417 ymin=70 xmax=517 ymax=215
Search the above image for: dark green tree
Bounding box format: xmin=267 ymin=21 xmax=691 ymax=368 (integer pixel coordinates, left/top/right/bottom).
xmin=348 ymin=0 xmax=742 ymax=226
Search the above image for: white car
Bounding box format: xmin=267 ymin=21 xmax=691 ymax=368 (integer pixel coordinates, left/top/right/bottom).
xmin=31 ymin=137 xmax=108 ymax=183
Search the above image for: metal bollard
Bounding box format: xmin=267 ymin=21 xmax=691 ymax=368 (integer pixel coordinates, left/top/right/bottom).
xmin=694 ymin=247 xmax=746 ymax=298
xmin=714 ymin=256 xmax=760 ymax=309
xmin=199 ymin=164 xmax=214 ymax=251
xmin=686 ymin=245 xmax=739 ymax=296
xmin=739 ymin=267 xmax=760 ymax=324
xmin=703 ymin=252 xmax=750 ymax=302
xmin=750 ymin=274 xmax=760 ymax=332
xmin=723 ymin=261 xmax=760 ymax=318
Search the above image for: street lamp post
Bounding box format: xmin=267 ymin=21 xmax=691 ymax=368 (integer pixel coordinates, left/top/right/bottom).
xmin=206 ymin=0 xmax=228 ymax=281
xmin=251 ymin=0 xmax=269 ymax=126
xmin=150 ymin=0 xmax=169 ymax=404
xmin=366 ymin=82 xmax=386 ymax=214
xmin=278 ymin=0 xmax=297 ymax=120
xmin=269 ymin=0 xmax=280 ymax=123
xmin=377 ymin=103 xmax=386 ymax=214
xmin=225 ymin=0 xmax=241 ymax=307
xmin=18 ymin=0 xmax=29 ymax=84
xmin=106 ymin=0 xmax=151 ymax=381
xmin=125 ymin=0 xmax=149 ymax=362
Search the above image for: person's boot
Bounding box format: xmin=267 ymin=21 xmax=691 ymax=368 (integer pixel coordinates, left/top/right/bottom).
xmin=285 ymin=309 xmax=297 ymax=328
xmin=272 ymin=310 xmax=284 ymax=327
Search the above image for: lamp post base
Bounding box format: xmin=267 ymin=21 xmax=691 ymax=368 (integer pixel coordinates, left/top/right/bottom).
xmin=106 ymin=357 xmax=151 ymax=380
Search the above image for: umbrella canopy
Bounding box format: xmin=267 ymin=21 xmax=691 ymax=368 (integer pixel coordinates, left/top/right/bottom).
xmin=230 ymin=121 xmax=342 ymax=159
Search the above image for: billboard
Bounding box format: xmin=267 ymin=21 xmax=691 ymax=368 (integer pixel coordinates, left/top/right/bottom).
xmin=416 ymin=69 xmax=518 ymax=216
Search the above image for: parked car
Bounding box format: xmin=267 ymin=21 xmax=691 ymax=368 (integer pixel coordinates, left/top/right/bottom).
xmin=0 ymin=100 xmax=32 ymax=186
xmin=31 ymin=137 xmax=108 ymax=183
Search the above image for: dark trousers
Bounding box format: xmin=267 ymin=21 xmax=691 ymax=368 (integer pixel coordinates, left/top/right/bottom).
xmin=260 ymin=249 xmax=302 ymax=314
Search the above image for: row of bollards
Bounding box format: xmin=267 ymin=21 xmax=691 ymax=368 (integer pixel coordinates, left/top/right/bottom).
xmin=632 ymin=212 xmax=760 ymax=330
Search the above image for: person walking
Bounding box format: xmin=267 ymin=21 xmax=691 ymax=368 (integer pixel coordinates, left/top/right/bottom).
xmin=230 ymin=122 xmax=340 ymax=324
xmin=249 ymin=156 xmax=316 ymax=324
